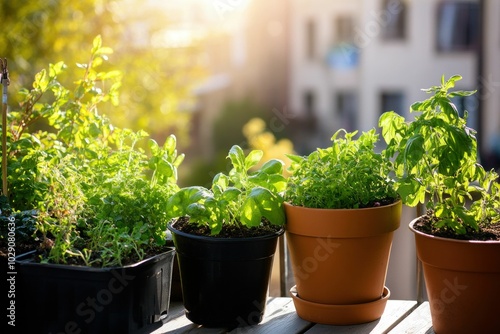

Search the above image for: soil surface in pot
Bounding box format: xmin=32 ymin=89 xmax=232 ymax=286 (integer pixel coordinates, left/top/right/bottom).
xmin=173 ymin=216 xmax=282 ymax=238
xmin=8 ymin=241 xmax=172 ymax=267
xmin=414 ymin=211 xmax=500 ymax=241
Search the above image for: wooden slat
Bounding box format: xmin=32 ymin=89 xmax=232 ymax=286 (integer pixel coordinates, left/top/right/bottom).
xmin=150 ymin=302 xmax=226 ymax=334
xmin=227 ymin=297 xmax=314 ymax=333
xmin=388 ymin=302 xmax=434 ymax=334
xmin=152 ymin=299 xmax=424 ymax=334
xmin=304 ymin=300 xmax=418 ymax=334
xmin=152 ymin=298 xmax=313 ymax=333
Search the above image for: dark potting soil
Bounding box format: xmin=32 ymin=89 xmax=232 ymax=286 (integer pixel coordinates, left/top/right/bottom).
xmin=172 ymin=216 xmax=283 ymax=238
xmin=2 ymin=238 xmax=172 ymax=267
xmin=414 ymin=212 xmax=500 ymax=241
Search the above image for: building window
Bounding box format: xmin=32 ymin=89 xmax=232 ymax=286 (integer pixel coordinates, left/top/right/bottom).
xmin=381 ymin=0 xmax=407 ymax=40
xmin=306 ymin=19 xmax=316 ymax=60
xmin=336 ymin=92 xmax=358 ymax=131
xmin=326 ymin=16 xmax=359 ymax=69
xmin=304 ymin=90 xmax=316 ymax=115
xmin=381 ymin=92 xmax=405 ymax=116
xmin=437 ymin=1 xmax=480 ymax=52
xmin=336 ymin=16 xmax=355 ymax=43
xmin=451 ymin=94 xmax=479 ymax=131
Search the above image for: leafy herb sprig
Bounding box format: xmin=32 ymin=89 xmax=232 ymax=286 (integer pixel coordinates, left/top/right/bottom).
xmin=285 ymin=129 xmax=398 ymax=209
xmin=379 ymin=75 xmax=500 ymax=235
xmin=4 ymin=36 xmax=184 ymax=266
xmin=166 ymin=145 xmax=286 ymax=235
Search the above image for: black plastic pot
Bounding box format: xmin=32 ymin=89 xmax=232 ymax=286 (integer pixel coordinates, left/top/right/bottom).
xmin=16 ymin=248 xmax=175 ymax=334
xmin=168 ymin=222 xmax=284 ymax=328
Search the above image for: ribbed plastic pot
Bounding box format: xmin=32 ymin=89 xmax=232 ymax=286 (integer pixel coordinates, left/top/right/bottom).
xmin=168 ymin=221 xmax=284 ymax=328
xmin=15 ymin=248 xmax=175 ymax=334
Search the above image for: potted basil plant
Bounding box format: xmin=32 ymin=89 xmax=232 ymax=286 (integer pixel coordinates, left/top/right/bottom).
xmin=166 ymin=144 xmax=286 ymax=328
xmin=284 ymin=129 xmax=401 ymax=325
xmin=379 ymin=75 xmax=500 ymax=333
xmin=7 ymin=36 xmax=181 ymax=333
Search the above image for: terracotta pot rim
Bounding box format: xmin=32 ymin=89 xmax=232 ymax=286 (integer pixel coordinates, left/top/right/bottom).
xmin=409 ymin=217 xmax=500 ymax=245
xmin=285 ymin=200 xmax=401 ymax=237
xmin=284 ymin=199 xmax=401 ymax=212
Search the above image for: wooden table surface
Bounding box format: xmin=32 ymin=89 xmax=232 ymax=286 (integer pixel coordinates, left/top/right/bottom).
xmin=146 ymin=298 xmax=435 ymax=334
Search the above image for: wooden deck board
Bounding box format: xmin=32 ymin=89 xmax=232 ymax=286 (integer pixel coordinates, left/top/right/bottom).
xmin=151 ymin=299 xmax=426 ymax=334
xmin=304 ymin=300 xmax=418 ymax=334
xmin=388 ymin=302 xmax=434 ymax=334
xmin=227 ymin=297 xmax=314 ymax=334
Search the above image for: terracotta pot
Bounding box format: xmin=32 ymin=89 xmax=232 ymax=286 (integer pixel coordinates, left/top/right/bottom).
xmin=285 ymin=200 xmax=401 ymax=324
xmin=410 ymin=218 xmax=500 ymax=333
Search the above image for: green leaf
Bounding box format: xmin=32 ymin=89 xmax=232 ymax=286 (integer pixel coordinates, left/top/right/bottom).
xmin=91 ymin=35 xmax=103 ymax=54
xmin=186 ymin=203 xmax=206 ymax=217
xmin=411 ymin=100 xmax=432 ymax=112
xmin=285 ymin=154 xmax=304 ymax=164
xmin=221 ymin=187 xmax=241 ymax=202
xmin=403 ymin=134 xmax=424 ymax=168
xmin=444 ymin=75 xmax=462 ymax=90
xmin=148 ymin=139 xmax=160 ymax=155
xmin=379 ymin=111 xmax=406 ymax=145
xmin=49 ymin=61 xmax=66 ymax=77
xmin=260 ymin=159 xmax=284 ymax=175
xmin=163 ymin=135 xmax=177 ymax=156
xmin=166 ymin=186 xmax=211 ymax=218
xmin=212 ymin=173 xmax=229 ymax=190
xmin=267 ymin=174 xmax=287 ymax=193
xmin=244 ymin=149 xmax=263 ymax=170
xmin=173 ymin=153 xmax=184 ymax=168
xmin=156 ymin=158 xmax=174 ymax=178
xmin=396 ymin=179 xmax=425 ymax=207
xmin=33 ymin=69 xmax=49 ymax=91
xmin=448 ymin=90 xmax=477 ymax=97
xmin=96 ymin=47 xmax=113 ymax=55
xmin=74 ymin=84 xmax=85 ymax=99
xmin=228 ymin=145 xmax=246 ymax=172
xmin=89 ymin=123 xmax=101 ymax=138
xmin=240 ymin=187 xmax=284 ymax=227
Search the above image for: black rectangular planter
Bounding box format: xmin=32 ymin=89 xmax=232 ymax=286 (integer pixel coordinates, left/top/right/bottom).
xmin=16 ymin=248 xmax=175 ymax=334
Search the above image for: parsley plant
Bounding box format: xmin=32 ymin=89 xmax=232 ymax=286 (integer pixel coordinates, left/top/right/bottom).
xmin=285 ymin=129 xmax=398 ymax=209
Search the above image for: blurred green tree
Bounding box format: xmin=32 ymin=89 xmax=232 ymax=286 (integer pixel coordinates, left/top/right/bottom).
xmin=0 ymin=0 xmax=205 ymax=144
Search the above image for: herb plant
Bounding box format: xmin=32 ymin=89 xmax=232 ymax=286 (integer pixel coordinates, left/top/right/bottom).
xmin=3 ymin=36 xmax=184 ymax=266
xmin=166 ymin=145 xmax=286 ymax=235
xmin=379 ymin=75 xmax=500 ymax=236
xmin=0 ymin=197 xmax=37 ymax=253
xmin=285 ymin=129 xmax=398 ymax=209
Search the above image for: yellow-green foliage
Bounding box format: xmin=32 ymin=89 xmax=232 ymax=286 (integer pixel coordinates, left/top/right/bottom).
xmin=0 ymin=0 xmax=205 ymax=144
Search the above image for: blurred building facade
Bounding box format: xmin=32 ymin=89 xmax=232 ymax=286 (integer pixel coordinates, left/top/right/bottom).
xmin=288 ymin=0 xmax=500 ymax=164
xmin=183 ymin=0 xmax=500 ymax=300
xmin=192 ymin=0 xmax=499 ymax=163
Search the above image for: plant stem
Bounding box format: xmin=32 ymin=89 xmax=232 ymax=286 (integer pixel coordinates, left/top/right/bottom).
xmin=1 ymin=58 xmax=9 ymax=197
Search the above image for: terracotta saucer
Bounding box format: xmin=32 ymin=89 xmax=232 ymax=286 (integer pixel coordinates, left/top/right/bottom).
xmin=290 ymin=285 xmax=390 ymax=325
